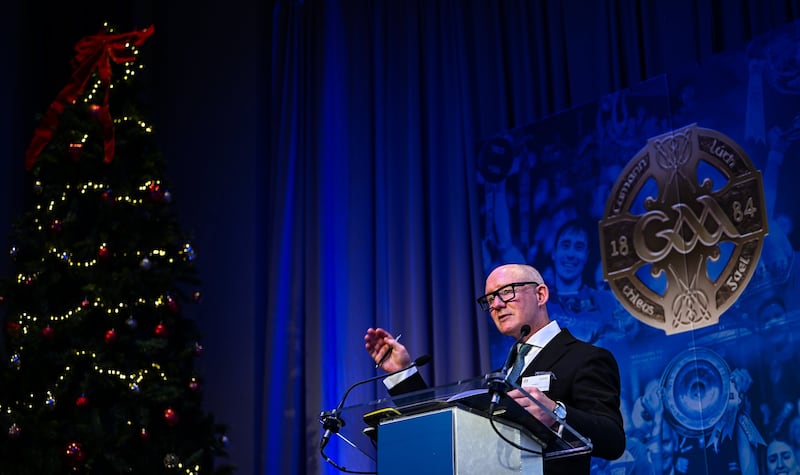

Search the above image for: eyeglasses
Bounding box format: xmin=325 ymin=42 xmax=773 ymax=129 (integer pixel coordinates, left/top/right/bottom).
xmin=476 ymin=282 xmax=539 ymax=311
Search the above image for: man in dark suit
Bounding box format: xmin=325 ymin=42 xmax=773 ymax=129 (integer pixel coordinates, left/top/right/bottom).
xmin=365 ymin=263 xmax=625 ymax=475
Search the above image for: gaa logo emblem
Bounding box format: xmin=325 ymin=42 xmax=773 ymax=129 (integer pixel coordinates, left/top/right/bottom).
xmin=599 ymin=124 xmax=768 ymax=334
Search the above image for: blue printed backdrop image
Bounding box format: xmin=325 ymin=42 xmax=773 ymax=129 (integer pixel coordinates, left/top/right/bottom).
xmin=478 ymin=20 xmax=800 ymax=475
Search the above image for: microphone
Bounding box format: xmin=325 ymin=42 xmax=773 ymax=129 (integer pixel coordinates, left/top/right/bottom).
xmin=320 ymin=354 xmax=432 ymax=449
xmin=487 ymin=324 xmax=531 ymax=406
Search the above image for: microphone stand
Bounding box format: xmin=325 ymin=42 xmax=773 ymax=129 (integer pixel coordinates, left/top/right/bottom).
xmin=487 ymin=325 xmax=531 ymax=409
xmin=484 ymin=325 xmax=544 ymax=455
xmin=319 ymin=355 xmax=432 ymax=474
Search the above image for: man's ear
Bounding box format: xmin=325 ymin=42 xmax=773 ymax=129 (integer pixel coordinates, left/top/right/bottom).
xmin=537 ymin=283 xmax=549 ymax=305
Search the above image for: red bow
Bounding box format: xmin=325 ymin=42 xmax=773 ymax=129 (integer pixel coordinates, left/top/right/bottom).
xmin=24 ymin=25 xmax=155 ymax=170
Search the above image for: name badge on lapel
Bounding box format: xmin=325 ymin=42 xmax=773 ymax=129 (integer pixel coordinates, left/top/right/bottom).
xmin=521 ymin=371 xmax=556 ymax=391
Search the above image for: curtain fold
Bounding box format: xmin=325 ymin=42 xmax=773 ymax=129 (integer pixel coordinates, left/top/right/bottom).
xmin=264 ymin=2 xmax=800 ymax=474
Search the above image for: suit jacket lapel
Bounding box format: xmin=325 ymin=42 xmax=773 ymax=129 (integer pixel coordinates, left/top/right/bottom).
xmin=524 ymin=328 xmax=576 ymax=375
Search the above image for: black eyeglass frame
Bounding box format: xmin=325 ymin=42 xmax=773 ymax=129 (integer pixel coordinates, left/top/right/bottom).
xmin=476 ymin=281 xmax=540 ymax=311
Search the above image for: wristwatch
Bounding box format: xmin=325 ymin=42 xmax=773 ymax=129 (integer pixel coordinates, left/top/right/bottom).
xmin=553 ymin=401 xmax=567 ymax=420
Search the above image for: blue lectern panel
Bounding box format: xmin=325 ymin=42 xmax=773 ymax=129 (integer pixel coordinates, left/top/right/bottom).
xmin=377 ymin=410 xmax=454 ymax=475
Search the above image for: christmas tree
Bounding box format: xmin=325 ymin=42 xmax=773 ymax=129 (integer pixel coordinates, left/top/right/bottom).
xmin=0 ymin=24 xmax=234 ymax=474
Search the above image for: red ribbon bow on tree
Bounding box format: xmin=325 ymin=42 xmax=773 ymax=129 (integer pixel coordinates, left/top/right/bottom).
xmin=24 ymin=24 xmax=155 ymax=170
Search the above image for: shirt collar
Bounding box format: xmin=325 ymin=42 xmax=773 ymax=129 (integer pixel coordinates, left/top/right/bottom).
xmin=523 ymin=320 xmax=560 ymax=349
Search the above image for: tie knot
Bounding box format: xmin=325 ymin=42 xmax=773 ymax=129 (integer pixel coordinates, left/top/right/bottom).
xmin=518 ymin=343 xmax=533 ymax=357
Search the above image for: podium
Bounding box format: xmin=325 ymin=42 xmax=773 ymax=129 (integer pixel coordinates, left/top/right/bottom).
xmin=377 ymin=405 xmax=543 ymax=475
xmin=319 ymin=375 xmax=591 ymax=474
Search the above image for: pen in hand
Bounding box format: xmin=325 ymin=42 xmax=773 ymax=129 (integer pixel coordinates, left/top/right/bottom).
xmin=375 ymin=333 xmax=402 ymax=369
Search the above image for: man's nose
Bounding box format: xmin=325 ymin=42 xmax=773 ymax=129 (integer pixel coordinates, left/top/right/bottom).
xmin=489 ymin=294 xmax=506 ymax=309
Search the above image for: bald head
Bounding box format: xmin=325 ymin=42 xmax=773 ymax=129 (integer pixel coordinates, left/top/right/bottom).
xmin=487 ymin=263 xmax=545 ymax=285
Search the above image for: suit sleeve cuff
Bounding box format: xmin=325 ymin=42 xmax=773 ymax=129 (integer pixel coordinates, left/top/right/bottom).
xmin=383 ymin=366 xmax=418 ymax=390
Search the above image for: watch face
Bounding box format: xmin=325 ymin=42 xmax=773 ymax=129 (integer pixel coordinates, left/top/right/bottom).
xmin=554 ymin=403 xmax=567 ymax=419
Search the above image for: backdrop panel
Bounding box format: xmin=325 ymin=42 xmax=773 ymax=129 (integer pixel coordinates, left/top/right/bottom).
xmin=478 ymin=20 xmax=800 ymax=475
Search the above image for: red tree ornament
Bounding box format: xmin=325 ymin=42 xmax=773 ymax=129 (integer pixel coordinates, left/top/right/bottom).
xmin=163 ymin=407 xmax=179 ymax=426
xmin=75 ymin=395 xmax=89 ymax=408
xmin=154 ymin=323 xmax=168 ymax=338
xmin=42 ymin=325 xmax=55 ymax=341
xmin=104 ymin=328 xmax=117 ymax=344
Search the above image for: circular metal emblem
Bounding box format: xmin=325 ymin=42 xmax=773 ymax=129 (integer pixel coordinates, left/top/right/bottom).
xmin=598 ymin=124 xmax=768 ymax=334
xmin=660 ymin=347 xmax=731 ymax=438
